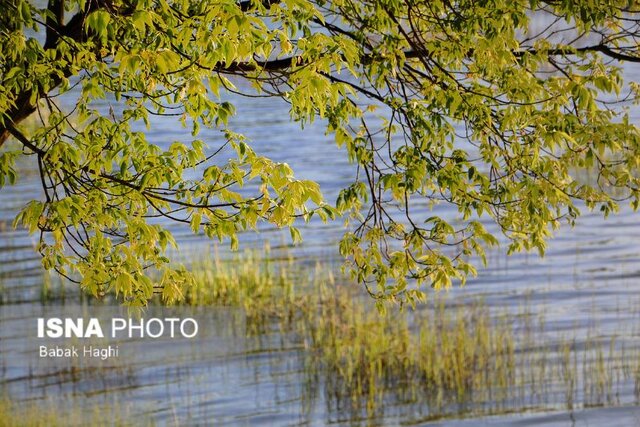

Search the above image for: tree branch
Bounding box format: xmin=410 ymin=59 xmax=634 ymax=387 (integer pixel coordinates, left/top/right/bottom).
xmin=2 ymin=0 xmax=638 ymax=151
xmin=44 ymin=0 xmax=64 ymax=49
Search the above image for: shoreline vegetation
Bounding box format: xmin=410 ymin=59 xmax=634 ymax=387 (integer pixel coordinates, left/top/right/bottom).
xmin=2 ymin=246 xmax=640 ymax=425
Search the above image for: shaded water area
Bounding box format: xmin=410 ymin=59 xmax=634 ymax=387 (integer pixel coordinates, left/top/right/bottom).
xmin=4 ymin=38 xmax=640 ymax=427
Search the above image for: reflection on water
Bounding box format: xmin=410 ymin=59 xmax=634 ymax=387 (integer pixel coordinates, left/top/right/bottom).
xmin=3 ymin=272 xmax=640 ymax=426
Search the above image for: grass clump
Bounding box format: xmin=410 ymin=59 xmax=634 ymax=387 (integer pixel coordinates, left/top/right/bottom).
xmin=302 ymin=289 xmax=516 ymax=414
xmin=185 ymin=246 xmax=296 ymax=310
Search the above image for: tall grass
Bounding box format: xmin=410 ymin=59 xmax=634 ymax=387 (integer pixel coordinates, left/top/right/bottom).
xmin=180 ymin=247 xmax=640 ymax=420
xmin=10 ymin=246 xmax=640 ymax=422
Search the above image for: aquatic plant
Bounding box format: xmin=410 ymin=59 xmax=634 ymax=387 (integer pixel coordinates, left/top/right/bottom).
xmin=6 ymin=247 xmax=640 ymax=423
xmin=180 ymin=248 xmax=640 ymax=420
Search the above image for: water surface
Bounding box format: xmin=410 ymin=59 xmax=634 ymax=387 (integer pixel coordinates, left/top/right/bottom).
xmin=2 ymin=18 xmax=640 ymax=425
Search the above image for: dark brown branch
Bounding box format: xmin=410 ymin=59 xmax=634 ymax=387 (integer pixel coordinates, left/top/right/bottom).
xmin=238 ymin=0 xmax=280 ymax=12
xmin=3 ymin=121 xmax=45 ymax=155
xmin=44 ymin=0 xmax=64 ymax=49
xmin=0 ymin=0 xmax=105 ymax=149
xmin=515 ymin=44 xmax=640 ymax=62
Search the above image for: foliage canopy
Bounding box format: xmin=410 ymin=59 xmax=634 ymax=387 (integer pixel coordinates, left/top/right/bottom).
xmin=2 ymin=0 xmax=640 ymax=305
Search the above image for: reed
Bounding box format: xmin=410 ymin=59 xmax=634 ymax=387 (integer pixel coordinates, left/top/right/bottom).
xmin=9 ymin=246 xmax=640 ymax=422
xmin=180 ymin=247 xmax=640 ymax=420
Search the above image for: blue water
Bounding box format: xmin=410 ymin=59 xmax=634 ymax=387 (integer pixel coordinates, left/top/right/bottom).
xmin=2 ymin=10 xmax=640 ymax=426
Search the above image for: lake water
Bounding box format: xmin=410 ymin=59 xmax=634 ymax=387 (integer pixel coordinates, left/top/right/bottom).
xmin=2 ymin=15 xmax=640 ymax=426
